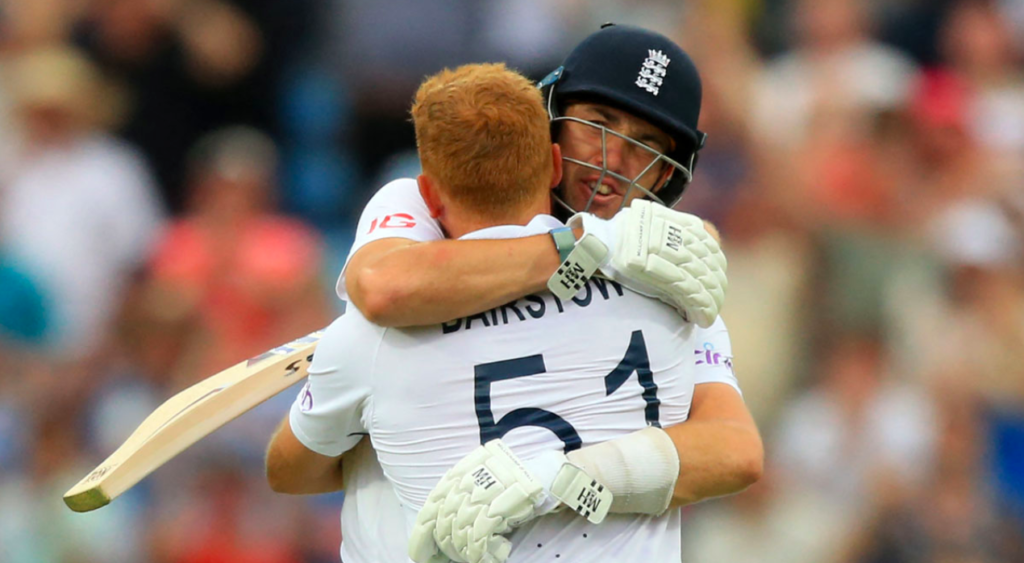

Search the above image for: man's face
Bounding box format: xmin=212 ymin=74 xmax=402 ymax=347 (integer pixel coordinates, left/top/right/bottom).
xmin=555 ymin=102 xmax=675 ymax=218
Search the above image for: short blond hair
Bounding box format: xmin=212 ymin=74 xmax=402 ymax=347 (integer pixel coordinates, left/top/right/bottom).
xmin=411 ymin=63 xmax=552 ymax=218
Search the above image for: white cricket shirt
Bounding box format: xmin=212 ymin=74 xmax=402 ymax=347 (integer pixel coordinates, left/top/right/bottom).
xmin=293 ymin=216 xmax=699 ymax=562
xmin=319 ymin=179 xmax=743 ymax=562
xmin=338 ymin=178 xmax=741 ymax=395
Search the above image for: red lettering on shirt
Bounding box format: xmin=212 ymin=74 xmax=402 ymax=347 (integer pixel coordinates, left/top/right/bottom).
xmin=368 ymin=213 xmax=417 ymax=234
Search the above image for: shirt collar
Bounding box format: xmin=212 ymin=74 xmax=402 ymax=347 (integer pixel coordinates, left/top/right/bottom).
xmin=459 ymin=214 xmax=565 ymax=241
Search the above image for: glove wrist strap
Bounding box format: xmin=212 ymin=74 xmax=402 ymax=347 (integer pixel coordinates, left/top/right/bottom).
xmin=549 ymin=463 xmax=613 ymax=524
xmin=546 ymin=234 xmax=608 ymax=299
xmin=549 ymin=226 xmax=576 ymax=263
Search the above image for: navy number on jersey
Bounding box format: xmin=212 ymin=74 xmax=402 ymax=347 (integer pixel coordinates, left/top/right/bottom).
xmin=474 ymin=330 xmax=658 ymax=453
xmin=474 ymin=354 xmax=583 ymax=452
xmin=604 ymin=330 xmax=660 ymax=427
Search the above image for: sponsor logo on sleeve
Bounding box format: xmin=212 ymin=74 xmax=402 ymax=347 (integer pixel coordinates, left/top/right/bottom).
xmin=368 ymin=213 xmax=417 ymax=233
xmin=299 ymin=381 xmax=314 ymax=412
xmin=694 ymin=342 xmax=733 ymax=371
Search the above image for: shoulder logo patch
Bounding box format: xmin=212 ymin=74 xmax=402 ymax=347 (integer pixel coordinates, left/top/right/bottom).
xmin=368 ymin=213 xmax=417 ymax=234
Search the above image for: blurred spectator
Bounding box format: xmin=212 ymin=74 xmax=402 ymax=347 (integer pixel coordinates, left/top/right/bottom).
xmin=277 ymin=65 xmax=363 ymax=230
xmin=150 ymin=463 xmax=305 ymax=563
xmin=325 ymin=0 xmax=569 ymax=179
xmin=558 ymin=0 xmax=687 ymax=42
xmin=140 ymin=126 xmax=330 ymax=383
xmin=751 ymin=0 xmax=922 ymax=236
xmin=911 ymin=162 xmax=1024 ymax=406
xmin=939 ymin=0 xmax=1024 ymax=186
xmin=0 ymin=0 xmax=81 ymax=50
xmin=0 ymin=46 xmax=164 ymax=359
xmin=0 ymin=410 xmax=147 ymax=563
xmin=73 ymin=0 xmax=307 ymax=214
xmin=674 ymin=0 xmax=762 ymax=225
xmin=904 ymin=70 xmax=984 ymax=207
xmin=845 ymin=383 xmax=1023 ymax=563
xmin=0 ymin=61 xmax=22 ymax=188
xmin=712 ymin=188 xmax=815 ymax=427
xmin=1003 ymin=0 xmax=1024 ymax=49
xmin=773 ymin=332 xmax=938 ymax=519
xmin=682 ymin=469 xmax=849 ymax=563
xmin=752 ymin=0 xmax=919 ymax=149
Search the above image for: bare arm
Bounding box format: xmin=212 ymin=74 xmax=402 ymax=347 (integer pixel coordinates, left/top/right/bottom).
xmin=265 ymin=416 xmax=346 ymax=494
xmin=347 ymin=236 xmax=568 ymax=327
xmin=667 ymin=382 xmax=763 ymax=506
xmin=348 ymin=215 xmax=723 ymax=328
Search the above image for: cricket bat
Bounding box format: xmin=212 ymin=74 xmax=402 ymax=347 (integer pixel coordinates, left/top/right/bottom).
xmin=63 ymin=330 xmax=324 ymax=512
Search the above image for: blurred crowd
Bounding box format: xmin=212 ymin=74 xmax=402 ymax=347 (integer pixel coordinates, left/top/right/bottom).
xmin=0 ymin=0 xmax=1022 ymax=562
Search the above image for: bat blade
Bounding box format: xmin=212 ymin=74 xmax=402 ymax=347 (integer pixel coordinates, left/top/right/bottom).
xmin=63 ymin=330 xmax=323 ymax=512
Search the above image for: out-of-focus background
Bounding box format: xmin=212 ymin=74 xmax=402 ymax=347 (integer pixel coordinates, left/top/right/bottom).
xmin=0 ymin=0 xmax=1022 ymax=561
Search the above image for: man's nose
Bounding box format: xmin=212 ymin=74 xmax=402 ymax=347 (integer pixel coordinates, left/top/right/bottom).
xmin=595 ymin=134 xmax=627 ymax=173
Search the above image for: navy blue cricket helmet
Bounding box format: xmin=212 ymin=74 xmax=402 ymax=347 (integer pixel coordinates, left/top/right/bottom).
xmin=540 ymin=23 xmax=707 ymax=211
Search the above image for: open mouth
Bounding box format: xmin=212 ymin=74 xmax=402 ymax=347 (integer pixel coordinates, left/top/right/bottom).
xmin=579 ymin=177 xmax=623 ymax=206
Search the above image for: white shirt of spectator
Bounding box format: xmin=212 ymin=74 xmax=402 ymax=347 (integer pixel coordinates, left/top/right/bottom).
xmin=0 ymin=134 xmax=164 ymax=356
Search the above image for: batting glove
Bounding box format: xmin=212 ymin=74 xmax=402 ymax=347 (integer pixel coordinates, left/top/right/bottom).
xmin=566 ymin=200 xmax=727 ymax=328
xmin=408 ymin=440 xmax=610 ymax=563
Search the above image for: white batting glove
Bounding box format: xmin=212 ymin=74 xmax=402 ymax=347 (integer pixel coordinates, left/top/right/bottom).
xmin=567 ymin=200 xmax=727 ymax=328
xmin=409 ymin=440 xmax=610 ymax=563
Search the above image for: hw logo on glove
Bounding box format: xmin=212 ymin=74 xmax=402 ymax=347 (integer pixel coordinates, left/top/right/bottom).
xmin=472 ymin=466 xmax=497 ymax=490
xmin=575 ymin=482 xmax=607 ymax=519
xmin=562 ymin=199 xmax=728 ymax=328
xmin=666 ymin=224 xmax=683 ymax=251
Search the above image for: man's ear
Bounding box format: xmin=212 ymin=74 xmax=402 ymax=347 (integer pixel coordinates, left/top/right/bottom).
xmin=417 ymin=174 xmax=444 ymax=219
xmin=550 ymin=143 xmax=563 ymax=189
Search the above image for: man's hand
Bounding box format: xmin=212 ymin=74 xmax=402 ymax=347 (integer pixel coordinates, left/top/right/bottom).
xmin=409 ymin=441 xmax=609 ymax=563
xmin=567 ymin=200 xmax=727 ymax=328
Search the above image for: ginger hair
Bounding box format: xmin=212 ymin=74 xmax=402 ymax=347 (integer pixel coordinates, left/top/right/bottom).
xmin=411 ymin=63 xmax=552 ymax=218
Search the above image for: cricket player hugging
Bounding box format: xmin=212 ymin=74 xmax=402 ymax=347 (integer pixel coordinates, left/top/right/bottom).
xmin=267 ymin=62 xmax=703 ymax=563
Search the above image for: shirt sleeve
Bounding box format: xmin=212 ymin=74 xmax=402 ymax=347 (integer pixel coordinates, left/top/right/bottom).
xmin=289 ymin=311 xmax=382 ymax=456
xmin=691 ymin=317 xmax=742 ymax=396
xmin=336 ymin=178 xmax=445 ymax=299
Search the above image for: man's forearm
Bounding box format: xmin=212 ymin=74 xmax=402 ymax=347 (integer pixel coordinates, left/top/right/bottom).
xmin=266 ymin=418 xmax=346 ymax=494
xmin=561 ymin=403 xmax=762 ymax=515
xmin=349 ymin=236 xmax=562 ymax=327
xmin=665 ymin=416 xmax=764 ymax=506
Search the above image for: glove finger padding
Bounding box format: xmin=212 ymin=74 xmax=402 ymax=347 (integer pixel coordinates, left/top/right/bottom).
xmin=606 ymin=200 xmax=727 ymax=328
xmin=411 ymin=465 xmax=467 ymax=562
xmin=437 ymin=485 xmax=472 ymax=561
xmin=410 ymin=440 xmax=609 ymax=563
xmin=463 ymin=531 xmax=513 ymax=563
xmin=479 ymin=536 xmax=512 ymax=563
xmin=420 ymin=441 xmax=549 ymax=563
xmin=639 ymin=252 xmax=686 ymax=285
xmin=435 ymin=508 xmax=465 ymax=561
xmin=409 ymin=517 xmax=446 ymax=563
xmin=429 ymin=486 xmax=533 ymax=563
xmin=632 ymin=251 xmax=718 ymax=329
xmin=488 ymin=485 xmax=538 ymax=529
xmin=433 ymin=466 xmax=480 ymax=562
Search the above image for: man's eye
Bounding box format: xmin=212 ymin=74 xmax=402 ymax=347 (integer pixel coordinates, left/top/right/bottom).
xmin=641 ymin=139 xmax=666 ymax=153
